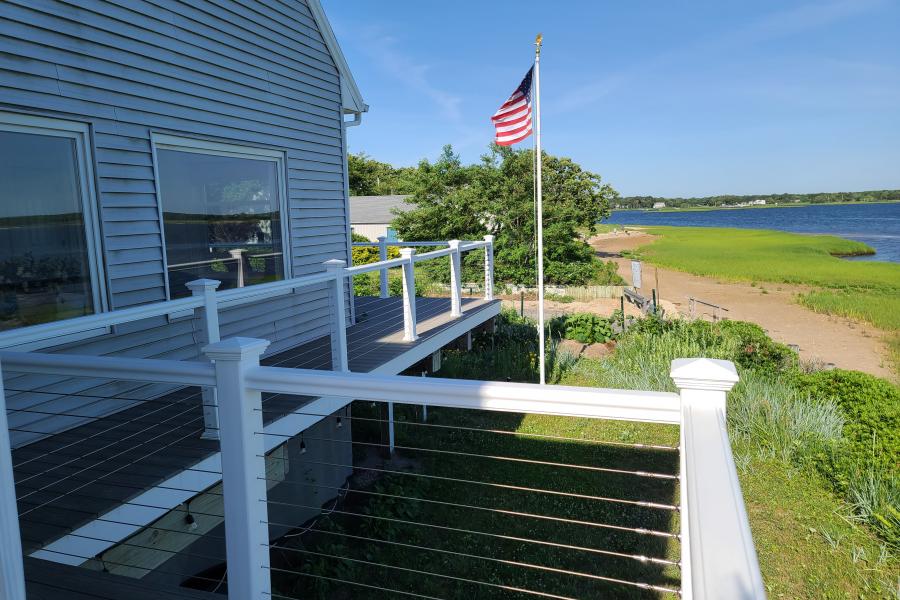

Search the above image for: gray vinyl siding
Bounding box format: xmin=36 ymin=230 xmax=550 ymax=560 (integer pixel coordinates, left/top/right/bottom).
xmin=0 ymin=0 xmax=353 ymax=447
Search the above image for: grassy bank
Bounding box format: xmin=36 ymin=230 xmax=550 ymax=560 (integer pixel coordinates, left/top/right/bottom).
xmin=624 ymin=226 xmax=900 ymax=374
xmin=461 ymin=313 xmax=900 ymax=596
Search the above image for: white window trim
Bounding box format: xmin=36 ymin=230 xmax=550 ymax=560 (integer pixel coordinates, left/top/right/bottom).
xmin=0 ymin=112 xmax=109 ymax=342
xmin=149 ymin=133 xmax=292 ymax=302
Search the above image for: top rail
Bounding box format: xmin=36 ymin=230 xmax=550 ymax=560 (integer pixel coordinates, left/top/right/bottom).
xmin=0 ymin=350 xmax=215 ymax=387
xmin=245 ymin=367 xmax=681 ymax=424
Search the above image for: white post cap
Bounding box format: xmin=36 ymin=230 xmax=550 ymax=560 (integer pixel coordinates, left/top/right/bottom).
xmin=448 ymin=239 xmax=461 ymax=248
xmin=203 ymin=337 xmax=270 ymax=362
xmin=324 ymin=259 xmax=347 ymax=270
xmin=400 ymin=248 xmax=416 ymax=258
xmin=670 ymin=358 xmax=739 ymax=392
xmin=186 ymin=278 xmax=222 ymax=292
xmin=484 ymin=234 xmax=495 ymax=242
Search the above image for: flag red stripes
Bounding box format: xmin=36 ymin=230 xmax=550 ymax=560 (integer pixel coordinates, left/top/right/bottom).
xmin=491 ymin=67 xmax=534 ymax=146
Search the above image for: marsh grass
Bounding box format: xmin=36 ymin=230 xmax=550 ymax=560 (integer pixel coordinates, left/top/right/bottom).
xmin=627 ymin=226 xmax=900 ymax=374
xmin=631 ymin=226 xmax=895 ymax=289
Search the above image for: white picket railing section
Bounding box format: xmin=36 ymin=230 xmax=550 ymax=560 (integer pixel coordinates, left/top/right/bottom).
xmin=0 ymin=344 xmax=765 ymax=599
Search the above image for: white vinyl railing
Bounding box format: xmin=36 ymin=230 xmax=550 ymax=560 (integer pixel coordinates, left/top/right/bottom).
xmin=0 ymin=345 xmax=765 ymax=600
xmin=351 ymin=235 xmax=495 ymax=305
xmin=0 ymin=238 xmax=496 ymax=437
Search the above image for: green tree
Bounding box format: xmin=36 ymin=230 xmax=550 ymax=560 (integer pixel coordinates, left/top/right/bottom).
xmin=348 ymin=152 xmax=415 ymax=196
xmin=394 ymin=144 xmax=619 ymax=285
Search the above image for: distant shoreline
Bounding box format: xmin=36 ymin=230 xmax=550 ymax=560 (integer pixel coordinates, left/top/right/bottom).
xmin=611 ymin=199 xmax=900 ymax=214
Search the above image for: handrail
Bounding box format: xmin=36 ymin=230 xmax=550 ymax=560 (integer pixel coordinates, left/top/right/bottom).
xmin=411 ymin=247 xmax=454 ymax=262
xmin=0 ymin=295 xmax=204 ymax=351
xmin=0 ymin=351 xmax=216 ymax=388
xmin=344 ymin=257 xmax=407 ymax=276
xmin=245 ymin=367 xmax=681 ymax=423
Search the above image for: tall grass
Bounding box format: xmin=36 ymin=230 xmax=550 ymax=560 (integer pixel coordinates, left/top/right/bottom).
xmin=797 ymin=289 xmax=900 ymax=330
xmin=630 ymin=226 xmax=898 ymax=290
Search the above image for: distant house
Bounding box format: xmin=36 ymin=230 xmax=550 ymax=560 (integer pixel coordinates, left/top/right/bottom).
xmin=652 ymin=202 xmax=667 ymax=209
xmin=349 ymin=195 xmax=413 ymax=241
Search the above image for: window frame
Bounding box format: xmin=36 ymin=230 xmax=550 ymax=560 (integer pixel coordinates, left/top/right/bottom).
xmin=150 ymin=133 xmax=292 ymax=301
xmin=0 ymin=111 xmax=109 ymax=329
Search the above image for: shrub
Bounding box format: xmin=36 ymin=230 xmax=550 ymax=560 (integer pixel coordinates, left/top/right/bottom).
xmin=793 ymin=369 xmax=900 ymax=477
xmin=717 ymin=320 xmax=797 ymax=373
xmin=549 ymin=313 xmax=614 ymax=344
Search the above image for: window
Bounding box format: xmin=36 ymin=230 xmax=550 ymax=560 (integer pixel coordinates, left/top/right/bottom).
xmin=386 ymin=227 xmax=399 ymax=242
xmin=152 ymin=135 xmax=289 ymax=299
xmin=0 ymin=114 xmax=104 ymax=332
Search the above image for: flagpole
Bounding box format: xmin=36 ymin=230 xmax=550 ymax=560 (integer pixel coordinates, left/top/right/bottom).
xmin=534 ymin=34 xmax=545 ymax=385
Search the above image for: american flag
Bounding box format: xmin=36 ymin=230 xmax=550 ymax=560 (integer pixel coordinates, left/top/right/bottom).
xmin=491 ymin=67 xmax=534 ymax=146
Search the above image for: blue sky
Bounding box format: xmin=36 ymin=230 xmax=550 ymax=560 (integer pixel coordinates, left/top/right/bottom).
xmin=323 ymin=0 xmax=900 ymax=197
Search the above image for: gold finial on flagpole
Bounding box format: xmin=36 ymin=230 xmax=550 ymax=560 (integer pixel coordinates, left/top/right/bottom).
xmin=536 ymin=33 xmax=543 ymax=47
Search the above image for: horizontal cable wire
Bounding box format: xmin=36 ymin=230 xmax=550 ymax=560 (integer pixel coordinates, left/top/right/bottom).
xmin=268 ymin=572 xmax=445 ymax=600
xmin=15 ymin=479 xmax=226 ymax=521
xmin=252 ymin=453 xmax=679 ymax=511
xmin=259 ymin=434 xmax=678 ymax=480
xmin=17 ymin=412 xmax=210 ymax=514
xmin=260 ymin=480 xmax=677 ymax=538
xmin=268 ymin=545 xmax=679 ymax=598
xmin=11 ymin=432 xmax=223 ymax=476
xmin=21 ymin=515 xmax=226 ymax=563
xmin=31 ymin=546 xmax=225 ymax=586
xmin=12 ymin=391 xmax=206 ymax=472
xmin=270 ymin=526 xmax=679 ymax=586
xmin=21 ymin=502 xmax=227 ymax=538
xmin=265 ymin=511 xmax=678 ymax=567
xmin=253 ymin=406 xmax=679 ymax=451
xmin=13 ymin=402 xmax=205 ymax=488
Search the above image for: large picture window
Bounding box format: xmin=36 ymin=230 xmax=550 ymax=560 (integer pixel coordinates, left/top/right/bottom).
xmin=153 ymin=135 xmax=289 ymax=299
xmin=0 ymin=114 xmax=104 ymax=332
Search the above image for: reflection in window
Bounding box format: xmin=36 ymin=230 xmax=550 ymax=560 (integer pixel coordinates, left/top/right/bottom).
xmin=0 ymin=131 xmax=94 ymax=331
xmin=157 ymin=148 xmax=286 ymax=298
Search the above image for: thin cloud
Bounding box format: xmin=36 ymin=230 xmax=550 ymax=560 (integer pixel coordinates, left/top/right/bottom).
xmin=360 ymin=28 xmax=463 ymax=122
xmin=554 ymin=0 xmax=888 ymax=113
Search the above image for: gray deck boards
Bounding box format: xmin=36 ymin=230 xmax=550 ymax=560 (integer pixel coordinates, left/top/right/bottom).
xmin=13 ymin=296 xmax=497 ymax=556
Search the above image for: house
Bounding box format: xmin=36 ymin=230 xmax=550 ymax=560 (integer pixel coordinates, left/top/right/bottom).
xmin=0 ymin=2 xmax=764 ymax=599
xmin=349 ymin=194 xmax=413 ymax=241
xmin=652 ymin=201 xmax=667 ymax=209
xmin=0 ymin=1 xmax=500 ymax=596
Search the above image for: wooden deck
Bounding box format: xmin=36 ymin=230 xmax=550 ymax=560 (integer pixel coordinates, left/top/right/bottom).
xmin=15 ymin=296 xmax=499 ymax=598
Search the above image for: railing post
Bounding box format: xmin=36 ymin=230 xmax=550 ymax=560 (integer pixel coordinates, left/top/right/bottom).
xmin=483 ymin=234 xmax=495 ymax=301
xmin=400 ymin=248 xmax=418 ymax=342
xmin=229 ymin=249 xmax=246 ymax=288
xmin=377 ymin=235 xmax=389 ymax=299
xmin=0 ymin=361 xmax=26 ymax=600
xmin=203 ymin=338 xmax=271 ymax=600
xmin=187 ymin=279 xmax=222 ymax=440
xmin=671 ymin=358 xmax=764 ymax=600
xmin=448 ymin=239 xmax=462 ymax=318
xmin=324 ymin=260 xmax=350 ymax=372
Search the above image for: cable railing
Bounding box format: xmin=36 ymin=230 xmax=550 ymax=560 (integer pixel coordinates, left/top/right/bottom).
xmin=351 ymin=235 xmax=495 ymax=311
xmin=0 ymin=344 xmax=765 ymax=600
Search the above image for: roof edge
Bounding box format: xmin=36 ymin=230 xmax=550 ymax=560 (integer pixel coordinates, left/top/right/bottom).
xmin=306 ymin=0 xmax=368 ymax=115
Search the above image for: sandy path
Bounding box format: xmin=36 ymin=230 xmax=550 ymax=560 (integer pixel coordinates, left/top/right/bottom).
xmin=589 ymin=230 xmax=894 ymax=379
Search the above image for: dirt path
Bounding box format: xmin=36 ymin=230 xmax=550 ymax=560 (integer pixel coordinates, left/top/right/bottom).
xmin=589 ymin=230 xmax=894 ymax=379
